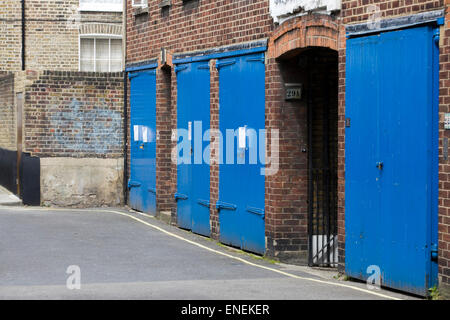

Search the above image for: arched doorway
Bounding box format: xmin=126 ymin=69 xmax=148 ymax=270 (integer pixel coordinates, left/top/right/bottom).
xmin=265 ymin=15 xmax=340 ymax=266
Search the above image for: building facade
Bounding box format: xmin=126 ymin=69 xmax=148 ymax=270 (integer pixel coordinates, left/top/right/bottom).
xmin=126 ymin=0 xmax=450 ymax=297
xmin=0 ymin=0 xmax=125 ymax=206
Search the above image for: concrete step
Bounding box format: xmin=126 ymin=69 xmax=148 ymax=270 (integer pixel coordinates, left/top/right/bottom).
xmin=0 ymin=185 xmax=22 ymax=206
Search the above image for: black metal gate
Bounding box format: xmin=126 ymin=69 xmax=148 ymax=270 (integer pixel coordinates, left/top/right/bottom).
xmin=308 ymin=167 xmax=337 ymax=267
xmin=307 ymin=52 xmax=338 ymax=267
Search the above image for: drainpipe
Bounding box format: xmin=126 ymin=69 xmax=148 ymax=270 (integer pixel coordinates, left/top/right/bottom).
xmin=123 ymin=0 xmax=128 ymax=205
xmin=21 ymin=0 xmax=25 ymax=71
xmin=123 ymin=73 xmax=128 ymax=205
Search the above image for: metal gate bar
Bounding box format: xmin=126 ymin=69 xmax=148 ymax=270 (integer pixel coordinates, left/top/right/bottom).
xmin=308 ymin=63 xmax=338 ymax=267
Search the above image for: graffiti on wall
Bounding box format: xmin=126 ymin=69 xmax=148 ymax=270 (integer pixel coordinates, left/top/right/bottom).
xmin=49 ymin=98 xmax=123 ymax=155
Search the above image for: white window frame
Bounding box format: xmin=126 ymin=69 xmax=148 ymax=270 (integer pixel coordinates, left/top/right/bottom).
xmin=78 ymin=0 xmax=123 ymax=12
xmin=132 ymin=0 xmax=148 ymax=8
xmin=79 ymin=35 xmax=123 ymax=72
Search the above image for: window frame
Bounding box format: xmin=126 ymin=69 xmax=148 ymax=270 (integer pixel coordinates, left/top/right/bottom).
xmin=79 ymin=35 xmax=123 ymax=72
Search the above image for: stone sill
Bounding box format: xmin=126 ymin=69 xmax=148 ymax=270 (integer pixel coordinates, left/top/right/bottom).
xmin=159 ymin=0 xmax=171 ymax=8
xmin=133 ymin=6 xmax=149 ymax=16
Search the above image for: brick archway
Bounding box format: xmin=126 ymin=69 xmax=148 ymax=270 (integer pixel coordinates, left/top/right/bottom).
xmin=264 ymin=14 xmax=341 ymax=265
xmin=268 ymin=14 xmax=339 ymax=59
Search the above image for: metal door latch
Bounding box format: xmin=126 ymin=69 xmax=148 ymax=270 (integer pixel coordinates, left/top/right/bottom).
xmin=376 ymin=161 xmax=384 ymax=170
xmin=431 ymin=243 xmax=438 ymax=261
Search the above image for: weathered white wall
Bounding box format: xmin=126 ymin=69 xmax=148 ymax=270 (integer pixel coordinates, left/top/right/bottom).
xmin=41 ymin=158 xmax=124 ymax=207
xmin=270 ymin=0 xmax=341 ymax=23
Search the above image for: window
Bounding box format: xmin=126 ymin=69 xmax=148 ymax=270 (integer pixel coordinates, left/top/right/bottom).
xmin=80 ymin=37 xmax=123 ymax=72
xmin=132 ymin=0 xmax=148 ymax=8
xmin=79 ymin=0 xmax=123 ymax=12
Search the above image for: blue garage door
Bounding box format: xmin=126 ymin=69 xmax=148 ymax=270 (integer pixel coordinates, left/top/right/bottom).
xmin=217 ymin=52 xmax=266 ymax=254
xmin=345 ymin=25 xmax=439 ymax=296
xmin=129 ymin=69 xmax=157 ymax=215
xmin=175 ymin=62 xmax=211 ymax=236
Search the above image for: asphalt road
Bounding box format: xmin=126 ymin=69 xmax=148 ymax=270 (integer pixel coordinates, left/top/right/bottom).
xmin=0 ymin=206 xmax=415 ymax=300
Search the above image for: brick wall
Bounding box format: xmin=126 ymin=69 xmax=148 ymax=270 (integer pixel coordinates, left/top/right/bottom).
xmin=438 ymin=2 xmax=450 ymax=291
xmin=0 ymin=73 xmax=16 ymax=150
xmin=126 ymin=0 xmax=271 ymax=64
xmin=24 ymin=70 xmax=124 ymax=158
xmin=0 ymin=0 xmax=123 ymax=72
xmin=0 ymin=1 xmax=21 ymax=71
xmin=342 ymin=0 xmax=443 ymax=24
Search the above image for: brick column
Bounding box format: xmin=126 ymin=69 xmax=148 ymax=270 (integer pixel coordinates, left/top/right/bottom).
xmin=156 ymin=66 xmax=173 ymax=217
xmin=210 ymin=60 xmax=220 ymax=240
xmin=337 ymin=23 xmax=347 ymax=273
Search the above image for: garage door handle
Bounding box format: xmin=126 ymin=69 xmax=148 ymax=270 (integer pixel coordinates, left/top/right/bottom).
xmin=148 ymin=188 xmax=156 ymax=194
xmin=197 ymin=199 xmax=210 ymax=208
xmin=128 ymin=180 xmax=141 ymax=189
xmin=376 ymin=161 xmax=384 ymax=170
xmin=175 ymin=193 xmax=188 ymax=201
xmin=246 ymin=206 xmax=265 ymax=219
xmin=216 ymin=201 xmax=237 ymax=211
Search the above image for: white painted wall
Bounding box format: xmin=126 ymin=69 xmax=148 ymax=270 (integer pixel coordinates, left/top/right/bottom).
xmin=270 ymin=0 xmax=341 ymax=23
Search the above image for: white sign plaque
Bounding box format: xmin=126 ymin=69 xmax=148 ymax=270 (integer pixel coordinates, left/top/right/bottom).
xmin=270 ymin=0 xmax=341 ymax=23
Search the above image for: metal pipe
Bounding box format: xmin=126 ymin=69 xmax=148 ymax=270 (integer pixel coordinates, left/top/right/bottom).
xmin=21 ymin=0 xmax=25 ymax=71
xmin=123 ymin=0 xmax=128 ymax=205
xmin=123 ymin=73 xmax=128 ymax=205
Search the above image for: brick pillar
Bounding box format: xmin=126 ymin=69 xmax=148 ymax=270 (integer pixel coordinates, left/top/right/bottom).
xmin=156 ymin=66 xmax=173 ymax=218
xmin=210 ymin=60 xmax=220 ymax=239
xmin=170 ymin=66 xmax=178 ymax=223
xmin=337 ymin=23 xmax=347 ymax=273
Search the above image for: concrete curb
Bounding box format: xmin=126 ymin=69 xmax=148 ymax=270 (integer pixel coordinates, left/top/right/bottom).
xmin=0 ymin=185 xmax=22 ymax=206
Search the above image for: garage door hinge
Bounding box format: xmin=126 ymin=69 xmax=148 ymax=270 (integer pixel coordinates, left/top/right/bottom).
xmin=216 ymin=201 xmax=237 ymax=211
xmin=216 ymin=60 xmax=236 ymax=69
xmin=128 ymin=180 xmax=141 ymax=189
xmin=246 ymin=56 xmax=265 ymax=64
xmin=431 ymin=243 xmax=438 ymax=261
xmin=174 ymin=193 xmax=188 ymax=201
xmin=433 ymin=28 xmax=440 ymax=45
xmin=175 ymin=65 xmax=188 ymax=73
